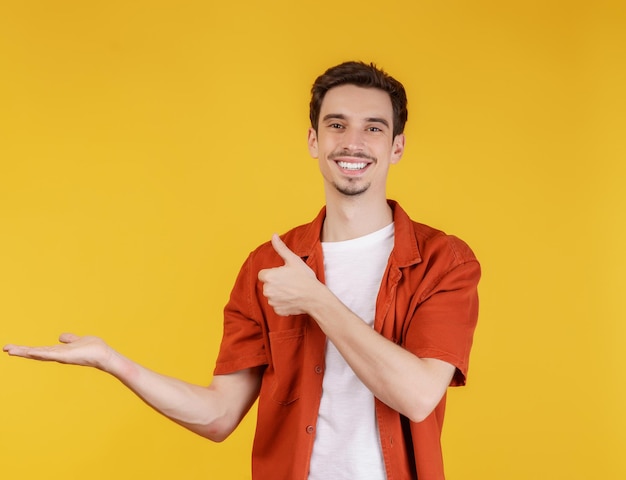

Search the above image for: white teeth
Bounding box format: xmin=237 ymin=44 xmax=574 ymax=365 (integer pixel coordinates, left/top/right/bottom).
xmin=337 ymin=161 xmax=367 ymax=170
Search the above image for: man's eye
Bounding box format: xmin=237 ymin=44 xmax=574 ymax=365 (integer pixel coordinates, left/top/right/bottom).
xmin=329 ymin=123 xmax=344 ymax=129
xmin=368 ymin=126 xmax=382 ymax=132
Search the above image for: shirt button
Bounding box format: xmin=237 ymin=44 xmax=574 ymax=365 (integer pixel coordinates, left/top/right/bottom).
xmin=314 ymin=365 xmax=323 ymax=374
xmin=306 ymin=425 xmax=314 ymax=434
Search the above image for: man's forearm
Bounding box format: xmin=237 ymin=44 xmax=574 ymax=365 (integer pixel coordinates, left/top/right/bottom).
xmin=105 ymin=350 xmax=262 ymax=441
xmin=4 ymin=334 xmax=261 ymax=442
xmin=307 ymin=288 xmax=454 ymax=423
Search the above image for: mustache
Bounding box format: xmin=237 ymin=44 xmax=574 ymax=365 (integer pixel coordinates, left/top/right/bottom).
xmin=328 ymin=150 xmax=377 ymax=162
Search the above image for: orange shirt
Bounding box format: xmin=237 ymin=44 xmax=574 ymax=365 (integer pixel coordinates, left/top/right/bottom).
xmin=214 ymin=201 xmax=480 ymax=480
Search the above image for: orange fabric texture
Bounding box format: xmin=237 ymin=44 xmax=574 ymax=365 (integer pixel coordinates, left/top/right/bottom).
xmin=214 ymin=201 xmax=480 ymax=479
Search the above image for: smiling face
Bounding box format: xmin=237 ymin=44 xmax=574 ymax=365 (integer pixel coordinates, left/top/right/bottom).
xmin=308 ymin=84 xmax=405 ymax=200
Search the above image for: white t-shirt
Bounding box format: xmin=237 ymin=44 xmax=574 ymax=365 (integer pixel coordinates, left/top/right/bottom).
xmin=308 ymin=222 xmax=395 ymax=480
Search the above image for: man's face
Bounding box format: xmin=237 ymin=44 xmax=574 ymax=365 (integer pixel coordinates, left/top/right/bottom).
xmin=308 ymin=84 xmax=405 ymax=198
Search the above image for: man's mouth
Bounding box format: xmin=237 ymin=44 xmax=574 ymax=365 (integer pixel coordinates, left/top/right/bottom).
xmin=336 ymin=161 xmax=368 ymax=171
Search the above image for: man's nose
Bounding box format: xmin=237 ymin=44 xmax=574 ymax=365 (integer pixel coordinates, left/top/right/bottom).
xmin=341 ymin=128 xmax=365 ymax=151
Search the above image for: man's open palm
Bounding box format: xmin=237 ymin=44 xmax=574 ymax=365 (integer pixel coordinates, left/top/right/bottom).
xmin=4 ymin=333 xmax=112 ymax=370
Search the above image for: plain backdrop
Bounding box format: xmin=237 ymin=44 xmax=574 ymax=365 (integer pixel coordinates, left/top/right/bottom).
xmin=1 ymin=1 xmax=624 ymax=478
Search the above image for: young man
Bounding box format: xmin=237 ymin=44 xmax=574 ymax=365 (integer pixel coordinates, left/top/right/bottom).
xmin=4 ymin=62 xmax=480 ymax=480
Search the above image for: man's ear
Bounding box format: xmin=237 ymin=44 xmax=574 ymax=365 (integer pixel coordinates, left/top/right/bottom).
xmin=390 ymin=133 xmax=405 ymax=164
xmin=307 ymin=127 xmax=318 ymax=158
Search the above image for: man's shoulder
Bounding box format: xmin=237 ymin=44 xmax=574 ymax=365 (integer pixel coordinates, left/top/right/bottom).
xmin=411 ymin=220 xmax=476 ymax=261
xmin=392 ymin=202 xmax=477 ymax=266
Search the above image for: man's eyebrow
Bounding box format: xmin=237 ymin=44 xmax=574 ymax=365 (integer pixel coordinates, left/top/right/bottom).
xmin=322 ymin=113 xmax=347 ymax=122
xmin=322 ymin=114 xmax=390 ymax=128
xmin=365 ymin=117 xmax=390 ymax=128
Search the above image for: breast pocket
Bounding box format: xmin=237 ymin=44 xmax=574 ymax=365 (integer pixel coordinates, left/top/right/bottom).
xmin=268 ymin=327 xmax=305 ymax=405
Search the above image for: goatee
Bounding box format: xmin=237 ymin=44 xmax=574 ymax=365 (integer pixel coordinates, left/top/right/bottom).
xmin=333 ymin=180 xmax=371 ymax=196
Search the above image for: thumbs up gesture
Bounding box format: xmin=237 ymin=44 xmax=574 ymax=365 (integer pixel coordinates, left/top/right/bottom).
xmin=258 ymin=234 xmax=321 ymax=316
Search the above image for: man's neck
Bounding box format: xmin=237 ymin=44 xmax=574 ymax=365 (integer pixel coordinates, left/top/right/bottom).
xmin=321 ymin=196 xmax=393 ymax=243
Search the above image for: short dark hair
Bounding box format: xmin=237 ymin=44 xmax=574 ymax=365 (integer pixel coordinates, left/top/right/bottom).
xmin=309 ymin=61 xmax=408 ymax=137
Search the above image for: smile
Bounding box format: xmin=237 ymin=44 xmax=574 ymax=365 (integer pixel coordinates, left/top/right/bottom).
xmin=336 ymin=161 xmax=368 ymax=171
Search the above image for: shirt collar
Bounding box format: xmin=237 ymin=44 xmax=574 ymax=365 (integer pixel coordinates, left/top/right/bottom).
xmin=292 ymin=200 xmax=422 ymax=268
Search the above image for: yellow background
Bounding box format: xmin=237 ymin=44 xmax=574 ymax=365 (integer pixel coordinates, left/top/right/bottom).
xmin=1 ymin=1 xmax=624 ymax=478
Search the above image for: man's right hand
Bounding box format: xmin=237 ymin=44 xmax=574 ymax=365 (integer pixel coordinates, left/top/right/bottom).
xmin=3 ymin=333 xmax=113 ymax=371
xmin=4 ymin=333 xmax=263 ymax=442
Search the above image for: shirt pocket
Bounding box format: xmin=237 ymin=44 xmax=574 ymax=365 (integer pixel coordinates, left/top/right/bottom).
xmin=268 ymin=327 xmax=305 ymax=405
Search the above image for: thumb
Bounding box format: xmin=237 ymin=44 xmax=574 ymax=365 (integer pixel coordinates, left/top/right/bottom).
xmin=271 ymin=234 xmax=301 ymax=264
xmin=59 ymin=333 xmax=81 ymax=344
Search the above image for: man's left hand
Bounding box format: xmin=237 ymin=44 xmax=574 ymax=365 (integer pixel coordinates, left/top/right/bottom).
xmin=258 ymin=234 xmax=320 ymax=316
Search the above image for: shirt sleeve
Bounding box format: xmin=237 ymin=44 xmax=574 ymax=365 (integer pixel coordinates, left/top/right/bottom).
xmin=213 ymin=254 xmax=269 ymax=375
xmin=405 ymin=237 xmax=481 ymax=386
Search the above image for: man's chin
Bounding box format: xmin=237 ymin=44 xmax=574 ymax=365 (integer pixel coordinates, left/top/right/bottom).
xmin=333 ymin=182 xmax=370 ymax=197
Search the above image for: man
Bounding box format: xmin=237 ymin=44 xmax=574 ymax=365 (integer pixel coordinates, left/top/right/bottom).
xmin=4 ymin=61 xmax=480 ymax=479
